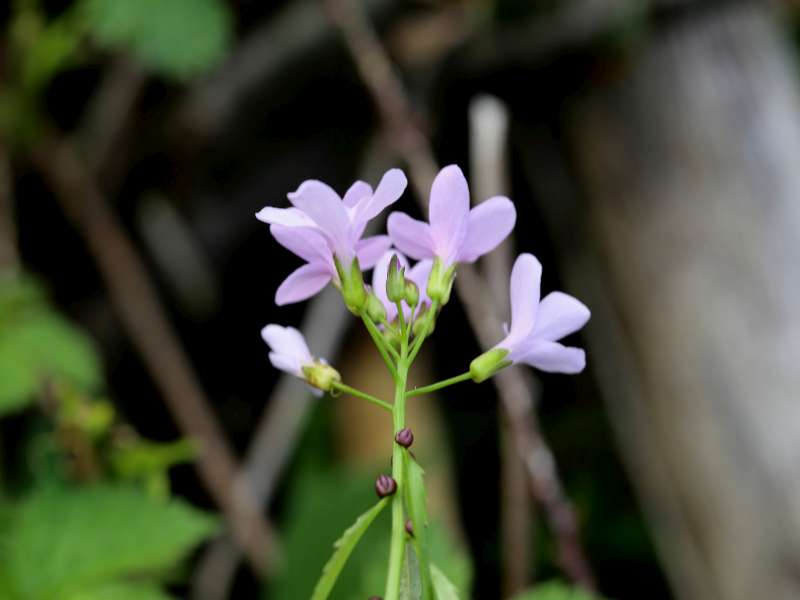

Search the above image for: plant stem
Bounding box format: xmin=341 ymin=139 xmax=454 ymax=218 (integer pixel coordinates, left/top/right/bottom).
xmin=408 ymin=301 xmax=439 ymax=364
xmin=360 ymin=313 xmax=399 ymax=377
xmin=384 ymin=332 xmax=409 ymax=600
xmin=406 ymin=371 xmax=472 ymax=398
xmin=331 ymin=382 xmax=393 ymax=412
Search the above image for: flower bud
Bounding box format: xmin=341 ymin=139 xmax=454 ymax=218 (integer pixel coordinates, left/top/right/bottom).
xmin=364 ymin=292 xmax=387 ymax=323
xmin=405 ymin=519 xmax=414 ymax=536
xmin=302 ymin=362 xmax=342 ymax=392
xmin=469 ymin=348 xmax=511 ymax=383
xmin=427 ymin=258 xmax=456 ymax=305
xmin=403 ymin=280 xmax=419 ymax=308
xmin=394 ymin=428 xmax=414 ymax=448
xmin=375 ymin=474 xmax=397 ymax=498
xmin=386 ymin=255 xmax=406 ymax=303
xmin=336 ymin=257 xmax=367 ymax=314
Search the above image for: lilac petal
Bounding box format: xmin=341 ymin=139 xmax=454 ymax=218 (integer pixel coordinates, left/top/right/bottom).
xmin=271 ymin=225 xmax=333 ymax=268
xmin=532 ymin=292 xmax=591 ymax=342
xmin=508 ymin=253 xmax=542 ymax=342
xmin=256 ymin=206 xmax=317 ymax=228
xmin=355 ymin=235 xmax=393 ymax=269
xmin=287 ymin=180 xmax=351 ymax=257
xmin=275 ymin=263 xmax=332 ymax=305
xmin=387 ymin=212 xmax=435 ymax=260
xmin=458 ymin=196 xmax=517 ymax=263
xmin=268 ymin=352 xmax=303 ymax=377
xmin=518 ymin=339 xmax=586 ymax=374
xmin=428 ymin=165 xmax=470 ymax=263
xmin=358 ymin=168 xmax=407 ymax=222
xmin=407 ymin=259 xmax=433 ymax=306
xmin=343 ymin=181 xmax=372 ymax=208
xmin=261 ymin=325 xmax=313 ymax=363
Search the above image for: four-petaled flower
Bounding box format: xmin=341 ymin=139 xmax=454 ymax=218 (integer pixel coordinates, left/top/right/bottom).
xmin=387 ymin=165 xmax=516 ymax=268
xmin=371 ymin=250 xmax=433 ymax=323
xmin=257 ymin=169 xmax=407 ymax=305
xmin=496 ymin=253 xmax=590 ymax=373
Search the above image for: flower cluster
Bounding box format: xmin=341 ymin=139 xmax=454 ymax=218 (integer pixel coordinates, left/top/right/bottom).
xmin=257 ymin=164 xmax=590 ymax=390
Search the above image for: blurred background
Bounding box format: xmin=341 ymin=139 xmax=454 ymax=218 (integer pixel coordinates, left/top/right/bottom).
xmin=3 ymin=0 xmax=800 ymax=599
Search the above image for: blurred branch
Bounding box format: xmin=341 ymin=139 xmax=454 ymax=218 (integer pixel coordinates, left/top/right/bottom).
xmin=325 ymin=0 xmax=596 ymax=591
xmin=0 ymin=144 xmax=19 ymax=271
xmin=469 ymin=95 xmax=532 ymax=596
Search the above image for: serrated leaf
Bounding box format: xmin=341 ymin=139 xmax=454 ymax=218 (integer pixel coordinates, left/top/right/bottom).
xmin=84 ymin=0 xmax=232 ymax=78
xmin=3 ymin=484 xmax=217 ymax=598
xmin=511 ymin=581 xmax=609 ymax=600
xmin=431 ymin=564 xmax=460 ymax=600
xmin=310 ymin=498 xmax=389 ymax=600
xmin=405 ymin=456 xmax=433 ymax=599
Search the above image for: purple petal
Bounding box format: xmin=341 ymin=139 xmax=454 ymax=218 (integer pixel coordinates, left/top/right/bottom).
xmin=508 ymin=253 xmax=542 ymax=342
xmin=458 ymin=196 xmax=517 ymax=263
xmin=517 ymin=339 xmax=586 ymax=374
xmin=271 ymin=225 xmax=333 ymax=268
xmin=275 ymin=263 xmax=332 ymax=305
xmin=287 ymin=180 xmax=351 ymax=258
xmin=343 ymin=181 xmax=372 ymax=208
xmin=532 ymin=292 xmax=590 ymax=342
xmin=359 ymin=169 xmax=407 ymax=222
xmin=268 ymin=351 xmax=303 ymax=377
xmin=387 ymin=212 xmax=435 ymax=260
xmin=261 ymin=324 xmax=312 ymax=362
xmin=256 ymin=206 xmax=317 ymax=228
xmin=428 ymin=165 xmax=470 ymax=263
xmin=355 ymin=235 xmax=393 ymax=269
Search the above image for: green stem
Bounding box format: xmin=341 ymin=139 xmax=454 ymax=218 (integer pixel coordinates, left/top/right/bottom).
xmin=331 ymin=382 xmax=393 ymax=412
xmin=360 ymin=312 xmax=399 ymax=377
xmin=384 ymin=331 xmax=409 ymax=600
xmin=405 ymin=371 xmax=471 ymax=398
xmin=408 ymin=301 xmax=439 ymax=364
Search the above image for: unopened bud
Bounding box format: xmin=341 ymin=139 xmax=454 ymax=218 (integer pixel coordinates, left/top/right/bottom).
xmin=336 ymin=257 xmax=367 ymax=314
xmin=364 ymin=293 xmax=386 ymax=323
xmin=375 ymin=474 xmax=397 ymax=498
xmin=469 ymin=348 xmax=511 ymax=383
xmin=404 ymin=280 xmax=419 ymax=308
xmin=426 ymin=258 xmax=456 ymax=305
xmin=394 ymin=428 xmax=414 ymax=448
xmin=302 ymin=362 xmax=342 ymax=392
xmin=386 ymin=255 xmax=406 ymax=303
xmin=405 ymin=519 xmax=414 ymax=536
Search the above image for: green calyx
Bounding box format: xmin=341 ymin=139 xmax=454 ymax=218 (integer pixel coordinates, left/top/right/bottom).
xmin=403 ymin=280 xmax=419 ymax=308
xmin=469 ymin=348 xmax=511 ymax=383
xmin=364 ymin=292 xmax=387 ymax=324
xmin=426 ymin=258 xmax=456 ymax=305
xmin=386 ymin=255 xmax=406 ymax=303
xmin=335 ymin=256 xmax=367 ymax=314
xmin=302 ymin=361 xmax=342 ymax=392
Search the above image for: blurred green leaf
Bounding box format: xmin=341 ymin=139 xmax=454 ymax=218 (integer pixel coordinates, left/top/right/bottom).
xmin=0 ymin=274 xmax=102 ymax=417
xmin=2 ymin=484 xmax=217 ymax=598
xmin=431 ymin=564 xmax=460 ymax=600
xmin=511 ymin=581 xmax=610 ymax=600
xmin=84 ymin=0 xmax=232 ymax=78
xmin=64 ymin=581 xmax=172 ymax=600
xmin=400 ymin=543 xmax=422 ymax=600
xmin=405 ymin=457 xmax=433 ymax=599
xmin=311 ymin=497 xmax=389 ymax=600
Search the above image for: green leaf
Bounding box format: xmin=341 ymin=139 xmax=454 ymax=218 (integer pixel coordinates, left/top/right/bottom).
xmin=83 ymin=0 xmax=232 ymax=78
xmin=431 ymin=564 xmax=461 ymax=600
xmin=3 ymin=484 xmax=217 ymax=598
xmin=404 ymin=456 xmax=433 ymax=599
xmin=400 ymin=543 xmax=422 ymax=600
xmin=0 ymin=274 xmax=102 ymax=417
xmin=511 ymin=581 xmax=609 ymax=600
xmin=64 ymin=581 xmax=172 ymax=600
xmin=310 ymin=497 xmax=389 ymax=600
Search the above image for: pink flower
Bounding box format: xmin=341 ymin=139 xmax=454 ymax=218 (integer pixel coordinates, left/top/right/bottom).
xmin=261 ymin=324 xmax=338 ymax=395
xmin=497 ymin=253 xmax=590 ymax=374
xmin=387 ymin=165 xmax=516 ymax=268
xmin=371 ymin=250 xmax=433 ymax=323
xmin=257 ymin=170 xmax=407 ymax=305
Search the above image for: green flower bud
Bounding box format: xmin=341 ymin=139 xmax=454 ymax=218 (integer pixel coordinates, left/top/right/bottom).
xmin=386 ymin=255 xmax=406 ymax=303
xmin=364 ymin=292 xmax=387 ymax=323
xmin=427 ymin=258 xmax=456 ymax=305
xmin=403 ymin=279 xmax=419 ymax=308
xmin=469 ymin=348 xmax=511 ymax=383
xmin=336 ymin=257 xmax=367 ymax=314
xmin=412 ymin=305 xmax=435 ymax=338
xmin=302 ymin=361 xmax=342 ymax=392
